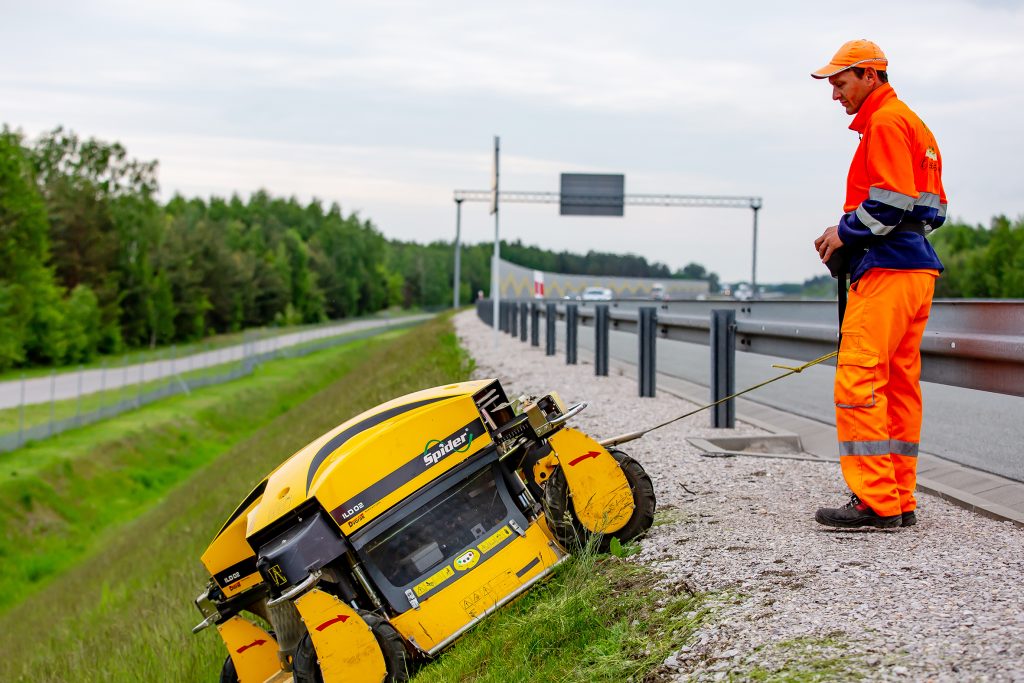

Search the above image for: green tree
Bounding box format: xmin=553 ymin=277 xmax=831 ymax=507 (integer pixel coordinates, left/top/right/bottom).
xmin=0 ymin=129 xmax=68 ymax=368
xmin=63 ymin=284 xmax=102 ymax=362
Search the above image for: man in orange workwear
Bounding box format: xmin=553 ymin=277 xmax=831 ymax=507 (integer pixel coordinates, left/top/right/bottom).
xmin=811 ymin=40 xmax=947 ymax=529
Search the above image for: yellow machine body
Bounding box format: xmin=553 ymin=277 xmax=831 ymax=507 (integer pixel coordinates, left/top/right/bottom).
xmin=388 ymin=514 xmax=565 ymax=653
xmin=248 ymin=379 xmax=496 ymax=537
xmin=191 ymin=378 xmax=654 ymax=683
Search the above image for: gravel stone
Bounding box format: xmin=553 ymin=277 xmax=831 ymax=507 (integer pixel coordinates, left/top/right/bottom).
xmin=455 ymin=310 xmax=1024 ymax=683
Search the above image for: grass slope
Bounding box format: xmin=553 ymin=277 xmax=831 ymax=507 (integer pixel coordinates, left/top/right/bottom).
xmin=0 ymin=314 xmax=471 ymax=681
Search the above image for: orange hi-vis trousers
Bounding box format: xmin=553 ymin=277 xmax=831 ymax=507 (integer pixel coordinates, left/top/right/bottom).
xmin=835 ymin=268 xmax=938 ymax=518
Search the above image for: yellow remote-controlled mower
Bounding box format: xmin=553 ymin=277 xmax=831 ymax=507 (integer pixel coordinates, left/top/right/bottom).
xmin=191 ymin=378 xmax=656 ymax=682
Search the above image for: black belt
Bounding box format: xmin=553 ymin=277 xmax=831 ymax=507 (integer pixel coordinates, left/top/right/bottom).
xmin=891 ymin=222 xmax=926 ymax=236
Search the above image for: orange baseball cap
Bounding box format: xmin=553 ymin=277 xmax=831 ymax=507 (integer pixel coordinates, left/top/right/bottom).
xmin=811 ymin=39 xmax=888 ymax=79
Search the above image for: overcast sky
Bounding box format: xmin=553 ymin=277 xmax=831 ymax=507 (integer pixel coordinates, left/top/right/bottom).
xmin=3 ymin=0 xmax=1022 ymax=283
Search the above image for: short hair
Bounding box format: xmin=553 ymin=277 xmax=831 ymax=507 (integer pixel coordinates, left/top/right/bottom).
xmin=851 ymin=67 xmax=889 ymax=83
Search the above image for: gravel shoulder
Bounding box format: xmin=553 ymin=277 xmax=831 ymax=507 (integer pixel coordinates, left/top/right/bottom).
xmin=455 ymin=310 xmax=1024 ymax=683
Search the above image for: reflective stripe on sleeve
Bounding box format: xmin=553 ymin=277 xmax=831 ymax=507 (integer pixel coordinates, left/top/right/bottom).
xmin=890 ymin=440 xmax=919 ymax=457
xmin=855 ymin=205 xmax=893 ymax=235
xmin=869 ymin=187 xmax=917 ymax=210
xmin=856 ymin=188 xmax=918 ymax=236
xmin=839 ymin=440 xmax=891 ymax=456
xmin=938 ymin=203 xmax=947 ymax=218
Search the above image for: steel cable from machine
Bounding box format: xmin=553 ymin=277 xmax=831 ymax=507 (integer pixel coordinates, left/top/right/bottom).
xmin=598 ymin=350 xmax=839 ymax=448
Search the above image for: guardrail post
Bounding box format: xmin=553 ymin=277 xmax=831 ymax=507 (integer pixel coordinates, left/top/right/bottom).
xmin=639 ymin=307 xmax=657 ymax=397
xmin=710 ymin=309 xmax=736 ymax=428
xmin=595 ymin=305 xmax=609 ymax=376
xmin=530 ymin=303 xmax=540 ymax=347
xmin=566 ymin=304 xmax=578 ymax=364
xmin=500 ymin=302 xmax=508 ymax=332
xmin=520 ymin=303 xmax=528 ymax=342
xmin=545 ymin=303 xmax=557 ymax=356
xmin=509 ymin=301 xmax=518 ymax=337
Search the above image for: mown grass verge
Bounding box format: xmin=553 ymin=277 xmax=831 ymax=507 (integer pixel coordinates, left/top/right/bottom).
xmin=0 ymin=313 xmax=471 ymax=682
xmin=412 ymin=543 xmax=707 ymax=683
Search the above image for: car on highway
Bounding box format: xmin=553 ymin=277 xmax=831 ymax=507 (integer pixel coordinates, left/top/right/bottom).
xmin=580 ymin=286 xmax=614 ymax=301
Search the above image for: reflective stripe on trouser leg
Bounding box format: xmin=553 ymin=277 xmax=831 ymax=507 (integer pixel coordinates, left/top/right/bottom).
xmin=833 ymin=269 xmax=935 ymax=518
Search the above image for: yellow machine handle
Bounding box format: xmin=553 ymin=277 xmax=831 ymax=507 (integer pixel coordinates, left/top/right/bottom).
xmin=547 ymin=428 xmax=635 ymax=534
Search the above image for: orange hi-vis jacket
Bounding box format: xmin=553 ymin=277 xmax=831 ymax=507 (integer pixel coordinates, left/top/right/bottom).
xmin=837 ymin=83 xmax=947 ymax=282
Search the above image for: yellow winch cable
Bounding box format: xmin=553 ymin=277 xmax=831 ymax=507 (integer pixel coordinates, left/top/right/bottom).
xmin=598 ymin=350 xmax=839 ymax=448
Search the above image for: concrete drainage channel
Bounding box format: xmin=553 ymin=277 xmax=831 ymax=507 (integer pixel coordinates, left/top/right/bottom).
xmin=686 ymin=434 xmax=827 ymax=463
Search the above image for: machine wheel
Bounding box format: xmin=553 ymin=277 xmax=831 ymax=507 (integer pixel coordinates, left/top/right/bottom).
xmin=218 ymin=655 xmax=239 ymax=683
xmin=292 ymin=611 xmax=412 ymax=683
xmin=542 ymin=449 xmax=656 ymax=552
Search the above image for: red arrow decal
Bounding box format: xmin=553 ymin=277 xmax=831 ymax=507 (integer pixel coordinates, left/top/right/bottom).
xmin=316 ymin=614 xmax=350 ymax=632
xmin=236 ymin=639 xmax=266 ymax=653
xmin=568 ymin=451 xmax=600 ymax=467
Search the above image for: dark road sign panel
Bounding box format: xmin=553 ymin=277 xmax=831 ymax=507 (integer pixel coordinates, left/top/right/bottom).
xmin=560 ymin=173 xmax=624 ymax=216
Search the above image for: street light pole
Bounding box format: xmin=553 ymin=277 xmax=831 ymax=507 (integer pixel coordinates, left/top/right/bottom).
xmin=750 ymin=198 xmax=762 ymax=299
xmin=491 ymin=136 xmax=500 ymax=348
xmin=453 ymin=198 xmax=463 ymax=308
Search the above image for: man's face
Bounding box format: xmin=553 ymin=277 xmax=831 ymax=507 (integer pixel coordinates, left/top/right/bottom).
xmin=828 ymin=69 xmax=876 ymax=115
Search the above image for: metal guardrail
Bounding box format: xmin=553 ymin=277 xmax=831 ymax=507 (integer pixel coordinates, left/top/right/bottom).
xmin=477 ymin=298 xmax=1024 ymax=399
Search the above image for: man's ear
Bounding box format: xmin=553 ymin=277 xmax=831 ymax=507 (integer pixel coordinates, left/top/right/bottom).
xmin=863 ymin=67 xmax=877 ymax=84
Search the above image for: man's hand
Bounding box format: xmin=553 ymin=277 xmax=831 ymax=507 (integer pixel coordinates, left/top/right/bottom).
xmin=815 ymin=225 xmax=844 ymax=263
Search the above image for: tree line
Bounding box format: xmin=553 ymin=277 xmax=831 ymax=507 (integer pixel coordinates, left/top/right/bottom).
xmin=0 ymin=127 xmax=693 ymax=371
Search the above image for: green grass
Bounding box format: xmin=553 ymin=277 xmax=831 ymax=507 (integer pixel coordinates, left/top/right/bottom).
xmin=412 ymin=544 xmax=707 ymax=682
xmin=0 ymin=313 xmax=472 ymax=682
xmin=0 ymin=323 xmax=423 ymax=614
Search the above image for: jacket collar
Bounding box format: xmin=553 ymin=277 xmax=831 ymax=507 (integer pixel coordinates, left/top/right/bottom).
xmin=849 ymin=83 xmax=896 ymax=133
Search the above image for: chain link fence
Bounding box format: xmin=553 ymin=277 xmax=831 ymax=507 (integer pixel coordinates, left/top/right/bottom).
xmin=0 ymin=318 xmax=424 ymax=454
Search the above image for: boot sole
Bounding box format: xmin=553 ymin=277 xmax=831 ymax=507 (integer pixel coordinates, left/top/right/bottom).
xmin=815 ymin=511 xmax=903 ymax=529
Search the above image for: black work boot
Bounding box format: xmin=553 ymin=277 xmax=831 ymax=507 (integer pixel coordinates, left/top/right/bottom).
xmin=901 ymin=510 xmax=917 ymax=527
xmin=815 ymin=494 xmax=902 ymax=529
